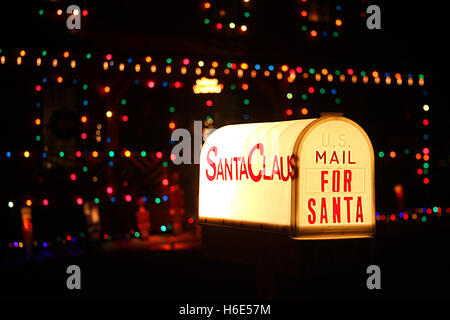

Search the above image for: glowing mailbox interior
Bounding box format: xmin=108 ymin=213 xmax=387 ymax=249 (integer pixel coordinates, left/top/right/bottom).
xmin=198 ymin=115 xmax=375 ymax=239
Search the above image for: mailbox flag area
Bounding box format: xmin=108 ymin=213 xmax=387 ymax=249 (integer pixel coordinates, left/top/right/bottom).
xmin=198 ymin=115 xmax=375 ymax=239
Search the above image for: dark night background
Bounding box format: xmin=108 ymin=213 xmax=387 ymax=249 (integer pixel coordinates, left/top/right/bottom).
xmin=0 ymin=0 xmax=449 ymax=307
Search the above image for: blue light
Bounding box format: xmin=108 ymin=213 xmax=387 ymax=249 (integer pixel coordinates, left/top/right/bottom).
xmin=42 ymin=152 xmax=47 ymax=158
xmin=83 ymin=100 xmax=88 ymax=106
xmin=385 ymin=72 xmax=390 ymax=77
xmin=254 ymin=64 xmax=261 ymax=70
xmin=6 ymin=151 xmax=11 ymax=158
xmin=423 ymin=90 xmax=429 ymax=96
xmin=243 ymin=114 xmax=249 ymax=120
xmin=336 ymin=5 xmax=342 ymax=11
xmin=43 ymin=242 xmax=48 ymax=248
xmin=110 ymin=197 xmax=116 ymax=203
xmin=162 ymin=81 xmax=168 ymax=87
xmin=375 ymin=212 xmax=380 ymax=218
xmin=322 ymin=31 xmax=328 ymax=36
xmin=142 ymin=196 xmax=148 ymax=202
xmin=160 ymin=225 xmax=167 ymax=232
xmin=108 ymin=160 xmax=114 ymax=167
xmin=42 ymin=77 xmax=47 ymax=83
xmin=331 ymin=88 xmax=337 ymax=95
xmin=399 ymin=212 xmax=404 ymax=218
xmin=127 ymin=58 xmax=133 ymax=63
xmin=106 ymin=137 xmax=111 ymax=143
xmin=72 ymin=78 xmax=78 ymax=84
xmin=36 ymin=102 xmax=41 ymax=108
xmin=424 ymin=134 xmax=429 ymax=140
xmin=134 ymin=79 xmax=139 ymax=85
xmin=162 ymin=195 xmax=168 ymax=202
xmin=268 ymin=65 xmax=274 ymax=71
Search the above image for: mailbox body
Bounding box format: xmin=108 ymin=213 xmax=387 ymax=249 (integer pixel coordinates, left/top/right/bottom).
xmin=198 ymin=115 xmax=375 ymax=239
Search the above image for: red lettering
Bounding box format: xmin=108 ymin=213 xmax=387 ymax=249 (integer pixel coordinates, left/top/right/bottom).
xmin=330 ymin=151 xmax=339 ymax=164
xmin=233 ymin=157 xmax=240 ymax=180
xmin=344 ymin=170 xmax=352 ymax=192
xmin=206 ymin=146 xmax=217 ymax=181
xmin=248 ymin=143 xmax=263 ymax=182
xmin=344 ymin=197 xmax=353 ymax=223
xmin=356 ymin=196 xmax=363 ymax=222
xmin=316 ymin=151 xmax=326 ymax=164
xmin=216 ymin=159 xmax=224 ymax=180
xmin=333 ymin=197 xmax=341 ymax=223
xmin=321 ymin=170 xmax=328 ymax=192
xmin=348 ymin=151 xmax=356 ymax=164
xmin=308 ymin=198 xmax=316 ymax=224
xmin=320 ymin=198 xmax=328 ymax=223
xmin=272 ymin=155 xmax=281 ymax=180
xmin=224 ymin=159 xmax=232 ymax=180
xmin=239 ymin=156 xmax=249 ymax=179
xmin=332 ymin=170 xmax=340 ymax=192
xmin=280 ymin=156 xmax=290 ymax=181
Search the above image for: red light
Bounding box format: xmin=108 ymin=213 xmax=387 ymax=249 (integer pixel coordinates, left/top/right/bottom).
xmin=76 ymin=197 xmax=83 ymax=205
xmin=122 ymin=115 xmax=128 ymax=122
xmin=230 ymin=63 xmax=237 ymax=70
xmin=82 ymin=9 xmax=88 ymax=16
xmin=174 ymin=81 xmax=182 ymax=88
xmin=183 ymin=58 xmax=190 ymax=65
xmin=169 ymin=122 xmax=176 ymax=130
xmin=390 ymin=214 xmax=396 ymax=221
xmin=106 ymin=54 xmax=112 ymax=61
xmin=286 ymin=109 xmax=293 ymax=116
xmin=106 ymin=187 xmax=113 ymax=194
xmin=162 ymin=178 xmax=169 ymax=186
xmin=170 ymin=154 xmax=176 ymax=161
xmin=125 ymin=194 xmax=132 ymax=202
xmin=296 ymin=67 xmax=303 ymax=73
xmin=67 ymin=235 xmax=72 ymax=241
xmin=403 ymin=213 xmax=409 ymax=220
xmin=423 ymin=177 xmax=430 ymax=184
xmin=417 ymin=169 xmax=423 ymax=175
xmin=423 ymin=148 xmax=430 ymax=155
xmin=70 ymin=173 xmax=77 ymax=181
xmin=156 ymin=151 xmax=163 ymax=159
xmin=301 ymin=10 xmax=308 ymax=17
xmin=81 ymin=133 xmax=87 ymax=140
xmin=75 ymin=151 xmax=82 ymax=158
xmin=205 ymin=99 xmax=213 ymax=107
xmin=423 ymin=119 xmax=429 ymax=126
xmin=216 ymin=23 xmax=223 ymax=30
xmin=103 ymin=234 xmax=108 ymax=240
xmin=43 ymin=199 xmax=49 ymax=206
xmin=308 ymin=86 xmax=315 ymax=94
xmin=147 ymin=80 xmax=155 ymax=88
xmin=347 ymin=68 xmax=354 ymax=75
xmin=188 ymin=218 xmax=194 ymax=224
xmin=310 ymin=30 xmax=317 ymax=37
xmin=35 ymin=85 xmax=42 ymax=92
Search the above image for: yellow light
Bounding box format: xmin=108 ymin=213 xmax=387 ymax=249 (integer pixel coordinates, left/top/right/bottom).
xmin=135 ymin=64 xmax=141 ymax=72
xmin=70 ymin=60 xmax=76 ymax=68
xmin=390 ymin=151 xmax=396 ymax=158
xmin=204 ymin=2 xmax=211 ymax=9
xmin=335 ymin=19 xmax=342 ymax=26
xmin=363 ymin=75 xmax=369 ymax=83
xmin=166 ymin=65 xmax=171 ymax=74
xmin=193 ymin=77 xmax=223 ymax=94
xmin=124 ymin=150 xmax=131 ymax=158
xmin=181 ymin=66 xmax=187 ymax=74
xmin=251 ymin=70 xmax=257 ymax=78
xmin=73 ymin=9 xmax=79 ymax=15
xmin=63 ymin=51 xmax=69 ymax=58
xmin=26 ymin=200 xmax=32 ymax=206
xmin=276 ymin=72 xmax=283 ymax=80
xmin=106 ymin=110 xmax=113 ymax=118
xmin=281 ymin=65 xmax=288 ymax=72
xmin=237 ymin=69 xmax=244 ymax=78
xmin=81 ymin=116 xmax=87 ymax=123
xmin=264 ymin=70 xmax=270 ymax=77
xmin=224 ymin=68 xmax=230 ymax=75
xmin=315 ymin=73 xmax=321 ymax=81
xmin=104 ymin=86 xmax=111 ymax=93
xmin=145 ymin=56 xmax=152 ymax=63
xmin=240 ymin=25 xmax=247 ymax=32
xmin=386 ymin=76 xmax=391 ymax=85
xmin=351 ymin=75 xmax=357 ymax=83
xmin=240 ymin=63 xmax=249 ymax=70
xmin=24 ymin=151 xmax=30 ymax=158
xmin=151 ymin=64 xmax=157 ymax=72
xmin=92 ymin=151 xmax=99 ymax=158
xmin=169 ymin=122 xmax=176 ymax=130
xmin=372 ymin=71 xmax=379 ymax=78
xmin=321 ymin=68 xmax=328 ymax=75
xmin=103 ymin=61 xmax=109 ymax=70
xmin=327 ymin=74 xmax=333 ymax=82
xmin=57 ymin=9 xmax=63 ymax=15
xmin=195 ymin=67 xmax=202 ymax=75
xmin=301 ymin=107 xmax=308 ymax=115
xmin=374 ymin=77 xmax=380 ymax=84
xmin=198 ymin=61 xmax=204 ymax=67
xmin=16 ymin=57 xmax=22 ymax=65
xmin=1 ymin=56 xmax=5 ymax=64
xmin=423 ymin=104 xmax=430 ymax=111
xmin=57 ymin=76 xmax=63 ymax=83
xmin=209 ymin=68 xmax=216 ymax=76
xmin=418 ymin=78 xmax=424 ymax=86
xmin=35 ymin=118 xmax=41 ymax=126
xmin=339 ymin=74 xmax=345 ymax=82
xmin=212 ymin=61 xmax=219 ymax=68
xmin=423 ymin=154 xmax=430 ymax=161
xmin=52 ymin=59 xmax=58 ymax=67
xmin=36 ymin=58 xmax=41 ymax=66
xmin=20 ymin=50 xmax=26 ymax=57
xmin=119 ymin=63 xmax=125 ymax=71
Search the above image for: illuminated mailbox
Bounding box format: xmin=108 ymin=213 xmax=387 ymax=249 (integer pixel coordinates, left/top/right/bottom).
xmin=199 ymin=114 xmax=375 ymax=239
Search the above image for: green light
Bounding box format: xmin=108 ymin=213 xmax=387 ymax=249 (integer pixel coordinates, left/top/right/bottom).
xmin=423 ymin=163 xmax=429 ymax=169
xmin=59 ymin=151 xmax=64 ymax=158
xmin=243 ymin=98 xmax=250 ymax=105
xmin=332 ymin=31 xmax=339 ymax=37
xmin=141 ymin=151 xmax=147 ymax=157
xmin=169 ymin=106 xmax=175 ymax=113
xmin=38 ymin=9 xmax=44 ymax=15
xmin=423 ymin=169 xmax=429 ymax=175
xmin=378 ymin=151 xmax=385 ymax=158
xmin=319 ymin=88 xmax=326 ymax=94
xmin=80 ymin=232 xmax=85 ymax=238
xmin=418 ymin=74 xmax=424 ymax=79
xmin=205 ymin=115 xmax=212 ymax=121
xmin=244 ymin=11 xmax=250 ymax=18
xmin=301 ymin=94 xmax=308 ymax=100
xmin=360 ymin=71 xmax=366 ymax=76
xmin=226 ymin=62 xmax=232 ymax=68
xmin=421 ymin=216 xmax=427 ymax=222
xmin=335 ymin=98 xmax=341 ymax=104
xmin=42 ymin=50 xmax=47 ymax=56
xmin=155 ymin=197 xmax=161 ymax=204
xmin=35 ymin=135 xmax=41 ymax=141
xmin=309 ymin=68 xmax=315 ymax=74
xmin=162 ymin=161 xmax=168 ymax=168
xmin=301 ymin=25 xmax=307 ymax=32
xmin=167 ymin=224 xmax=173 ymax=230
xmin=230 ymin=84 xmax=236 ymax=90
xmin=404 ymin=148 xmax=410 ymax=155
xmin=335 ymin=70 xmax=341 ymax=76
xmin=166 ymin=58 xmax=172 ymax=64
xmin=204 ymin=18 xmax=210 ymax=25
xmin=94 ymin=197 xmax=100 ymax=204
xmin=109 ymin=151 xmax=115 ymax=157
xmin=86 ymin=53 xmax=92 ymax=59
xmin=286 ymin=92 xmax=293 ymax=99
xmin=82 ymin=166 xmax=88 ymax=173
xmin=82 ymin=84 xmax=88 ymax=90
xmin=134 ymin=231 xmax=140 ymax=238
xmin=433 ymin=207 xmax=438 ymax=213
xmin=121 ymin=99 xmax=127 ymax=105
